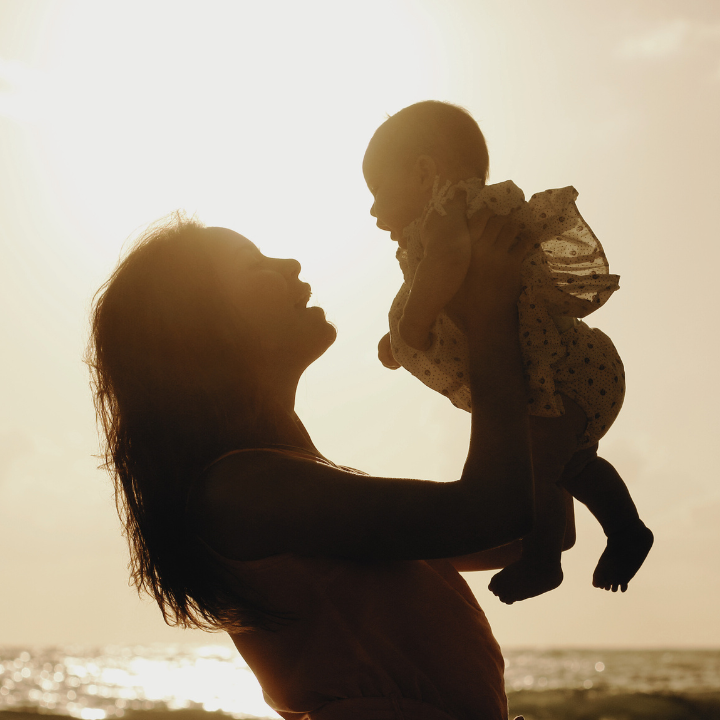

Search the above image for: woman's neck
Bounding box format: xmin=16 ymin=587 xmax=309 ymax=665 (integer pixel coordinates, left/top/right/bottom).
xmin=240 ymin=396 xmax=322 ymax=458
xmin=270 ymin=408 xmax=317 ymax=451
xmin=227 ymin=368 xmax=324 ymax=456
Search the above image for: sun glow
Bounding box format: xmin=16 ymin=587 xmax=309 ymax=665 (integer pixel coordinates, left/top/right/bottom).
xmin=4 ymin=1 xmax=469 ymax=277
xmin=3 ymin=0 xmax=719 ymax=652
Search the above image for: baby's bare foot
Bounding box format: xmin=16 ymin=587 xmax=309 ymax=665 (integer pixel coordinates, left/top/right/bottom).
xmin=592 ymin=521 xmax=654 ymax=592
xmin=488 ymin=557 xmax=563 ymax=605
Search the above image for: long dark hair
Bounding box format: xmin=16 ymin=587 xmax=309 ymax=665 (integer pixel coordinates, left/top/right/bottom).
xmin=87 ymin=214 xmax=276 ymax=632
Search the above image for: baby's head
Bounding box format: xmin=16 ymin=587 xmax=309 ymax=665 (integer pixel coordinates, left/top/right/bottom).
xmin=363 ymin=101 xmax=489 ymax=239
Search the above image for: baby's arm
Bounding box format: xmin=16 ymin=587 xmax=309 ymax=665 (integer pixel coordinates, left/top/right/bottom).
xmin=399 ymin=192 xmax=472 ymax=350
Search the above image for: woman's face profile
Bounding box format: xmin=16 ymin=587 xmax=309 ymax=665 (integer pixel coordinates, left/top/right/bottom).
xmin=209 ymin=229 xmax=337 ymax=370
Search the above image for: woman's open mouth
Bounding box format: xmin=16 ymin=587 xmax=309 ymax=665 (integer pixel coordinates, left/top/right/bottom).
xmin=294 ymin=284 xmax=312 ymax=308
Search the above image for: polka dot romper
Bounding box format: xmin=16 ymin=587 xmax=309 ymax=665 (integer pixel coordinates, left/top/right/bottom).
xmin=388 ymin=179 xmax=625 ymax=449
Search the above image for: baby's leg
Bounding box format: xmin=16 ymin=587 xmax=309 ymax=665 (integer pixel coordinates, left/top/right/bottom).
xmin=560 ymin=450 xmax=653 ymax=592
xmin=488 ymin=395 xmax=586 ymax=604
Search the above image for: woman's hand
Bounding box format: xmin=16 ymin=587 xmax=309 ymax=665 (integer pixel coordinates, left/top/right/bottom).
xmin=446 ymin=208 xmax=529 ymax=327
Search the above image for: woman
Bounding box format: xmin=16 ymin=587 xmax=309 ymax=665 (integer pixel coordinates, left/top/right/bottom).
xmin=88 ymin=210 xmax=534 ymax=720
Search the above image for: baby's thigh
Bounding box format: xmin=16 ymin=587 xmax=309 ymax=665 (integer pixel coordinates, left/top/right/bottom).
xmin=554 ymin=325 xmax=626 ymax=448
xmin=528 ymin=393 xmax=587 ymax=482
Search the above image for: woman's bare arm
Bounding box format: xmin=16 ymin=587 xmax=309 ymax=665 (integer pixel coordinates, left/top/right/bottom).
xmin=192 ymin=212 xmax=534 ymax=563
xmin=448 ymin=493 xmax=575 ymax=572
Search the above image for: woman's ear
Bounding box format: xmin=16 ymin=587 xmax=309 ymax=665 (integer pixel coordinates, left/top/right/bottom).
xmin=415 ymin=154 xmax=438 ymax=192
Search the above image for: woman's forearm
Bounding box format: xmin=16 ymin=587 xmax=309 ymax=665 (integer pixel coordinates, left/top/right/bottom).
xmin=460 ymin=302 xmax=534 ymax=545
xmin=445 ymin=207 xmax=535 ymax=548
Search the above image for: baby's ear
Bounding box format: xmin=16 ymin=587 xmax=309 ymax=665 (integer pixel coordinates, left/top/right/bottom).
xmin=415 ymin=154 xmax=438 ymax=190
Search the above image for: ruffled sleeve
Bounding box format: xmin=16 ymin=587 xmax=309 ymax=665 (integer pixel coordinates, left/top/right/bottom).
xmin=458 ymin=180 xmax=620 ymax=317
xmin=521 ymin=186 xmax=620 ymax=318
xmin=461 ymin=181 xmax=620 ymax=416
xmin=390 ymin=179 xmax=620 ymax=418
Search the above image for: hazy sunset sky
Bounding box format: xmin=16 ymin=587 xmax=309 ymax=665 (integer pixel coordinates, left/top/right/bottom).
xmin=0 ymin=0 xmax=718 ymax=650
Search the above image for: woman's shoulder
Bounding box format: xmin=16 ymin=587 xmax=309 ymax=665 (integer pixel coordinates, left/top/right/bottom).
xmin=212 ymin=444 xmax=330 ymax=467
xmin=189 ymin=446 xmax=355 ymax=562
xmin=196 ymin=445 xmax=331 ymax=513
xmin=189 ymin=448 xmax=310 ymax=559
xmin=206 ymin=446 xmax=363 ymax=481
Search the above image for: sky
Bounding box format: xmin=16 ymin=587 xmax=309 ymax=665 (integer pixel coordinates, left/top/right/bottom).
xmin=0 ymin=0 xmax=718 ymax=651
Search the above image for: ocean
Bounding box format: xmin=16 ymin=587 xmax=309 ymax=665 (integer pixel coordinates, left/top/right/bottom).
xmin=1 ymin=645 xmax=719 ymax=719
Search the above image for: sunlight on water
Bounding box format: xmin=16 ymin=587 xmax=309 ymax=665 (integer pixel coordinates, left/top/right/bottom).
xmin=1 ymin=646 xmax=719 ymax=719
xmin=0 ymin=645 xmax=279 ymax=719
xmin=502 ymin=649 xmax=720 ymax=694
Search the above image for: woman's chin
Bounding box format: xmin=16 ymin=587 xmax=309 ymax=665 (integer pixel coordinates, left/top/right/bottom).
xmin=315 ymin=313 xmax=338 ymax=355
xmin=320 ymin=315 xmax=338 ymax=350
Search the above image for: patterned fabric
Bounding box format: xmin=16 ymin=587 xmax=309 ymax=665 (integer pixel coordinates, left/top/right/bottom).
xmin=388 ymin=179 xmax=624 ymax=446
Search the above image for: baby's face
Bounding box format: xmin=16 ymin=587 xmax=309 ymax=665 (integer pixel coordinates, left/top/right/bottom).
xmin=363 ymin=152 xmax=428 ymax=246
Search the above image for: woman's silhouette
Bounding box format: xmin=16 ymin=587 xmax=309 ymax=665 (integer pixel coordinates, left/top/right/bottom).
xmin=87 ymin=213 xmax=531 ymax=720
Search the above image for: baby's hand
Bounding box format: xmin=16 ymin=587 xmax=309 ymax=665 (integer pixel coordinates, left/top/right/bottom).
xmin=398 ymin=315 xmax=433 ymax=351
xmin=378 ymin=333 xmax=401 ymax=369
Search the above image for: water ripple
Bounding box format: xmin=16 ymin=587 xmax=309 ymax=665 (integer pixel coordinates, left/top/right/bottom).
xmin=1 ymin=646 xmax=718 ymax=719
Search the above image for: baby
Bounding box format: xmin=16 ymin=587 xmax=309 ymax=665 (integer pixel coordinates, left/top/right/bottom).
xmin=363 ymin=100 xmax=654 ymax=604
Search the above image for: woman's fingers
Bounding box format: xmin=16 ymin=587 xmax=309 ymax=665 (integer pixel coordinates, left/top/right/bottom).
xmin=467 ymin=213 xmax=528 ymax=300
xmin=481 ymin=212 xmax=510 ymax=244
xmin=500 ymin=221 xmax=533 ymax=257
xmin=479 ymin=213 xmax=525 ymax=252
xmin=469 ymin=214 xmax=519 ymax=265
xmin=446 ymin=209 xmax=531 ymax=324
xmin=467 ymin=206 xmax=494 ymax=239
xmin=478 ymin=215 xmax=533 ymax=269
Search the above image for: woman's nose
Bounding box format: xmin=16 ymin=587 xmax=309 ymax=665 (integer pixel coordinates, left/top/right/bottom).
xmin=281 ymin=257 xmax=301 ymax=277
xmin=267 ymin=256 xmax=301 ymax=277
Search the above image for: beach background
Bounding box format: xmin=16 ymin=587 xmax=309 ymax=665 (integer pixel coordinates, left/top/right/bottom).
xmin=1 ymin=645 xmax=720 ymax=719
xmin=1 ymin=0 xmax=719 ymax=718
